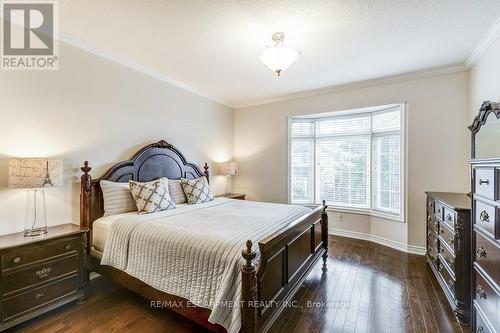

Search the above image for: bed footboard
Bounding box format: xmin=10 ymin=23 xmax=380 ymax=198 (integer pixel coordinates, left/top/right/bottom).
xmin=241 ymin=201 xmax=328 ymax=333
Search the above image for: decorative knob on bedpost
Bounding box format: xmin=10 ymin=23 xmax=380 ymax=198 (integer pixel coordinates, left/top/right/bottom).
xmin=80 ymin=161 xmax=92 ymax=231
xmin=321 ymin=200 xmax=328 ymax=268
xmin=241 ymin=240 xmax=257 ymax=333
xmin=203 ymin=163 xmax=210 ymax=183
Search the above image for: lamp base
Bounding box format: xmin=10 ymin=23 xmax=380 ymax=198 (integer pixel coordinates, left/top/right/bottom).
xmin=24 ymin=189 xmax=48 ymax=238
xmin=24 ymin=227 xmax=48 ymax=237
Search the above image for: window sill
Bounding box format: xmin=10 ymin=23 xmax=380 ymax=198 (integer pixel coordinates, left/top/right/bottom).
xmin=300 ymin=203 xmax=405 ymax=223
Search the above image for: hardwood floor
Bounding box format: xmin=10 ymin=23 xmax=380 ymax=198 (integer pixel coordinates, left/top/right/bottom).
xmin=7 ymin=236 xmax=468 ymax=333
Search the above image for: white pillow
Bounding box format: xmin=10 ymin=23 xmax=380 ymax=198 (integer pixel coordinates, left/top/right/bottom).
xmin=168 ymin=179 xmax=187 ymax=204
xmin=129 ymin=177 xmax=176 ymax=214
xmin=100 ymin=180 xmax=137 ymax=216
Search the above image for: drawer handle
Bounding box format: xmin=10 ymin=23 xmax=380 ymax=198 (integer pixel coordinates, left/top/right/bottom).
xmin=13 ymin=257 xmax=21 ymax=264
xmin=446 ymin=213 xmax=453 ymax=222
xmin=476 ymin=247 xmax=487 ymax=259
xmin=479 ymin=179 xmax=489 ymax=185
xmin=35 ymin=293 xmax=44 ymax=300
xmin=478 ymin=326 xmax=485 ymax=333
xmin=437 ymin=208 xmax=441 ymax=214
xmin=439 ymin=248 xmax=445 ymax=253
xmin=439 ymin=229 xmax=444 ymax=235
xmin=476 ymin=285 xmax=487 ymax=299
xmin=479 ymin=210 xmax=490 ymax=223
xmin=448 ymin=236 xmax=454 ymax=245
xmin=64 ymin=244 xmax=71 ymax=250
xmin=36 ymin=267 xmax=52 ymax=279
xmin=447 ymin=279 xmax=454 ymax=290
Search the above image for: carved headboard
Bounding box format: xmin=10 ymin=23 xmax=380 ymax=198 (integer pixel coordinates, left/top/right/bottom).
xmin=80 ymin=140 xmax=209 ymax=230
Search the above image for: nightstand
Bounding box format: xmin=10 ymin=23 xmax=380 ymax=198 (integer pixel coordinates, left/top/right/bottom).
xmin=217 ymin=193 xmax=246 ymax=200
xmin=0 ymin=224 xmax=87 ymax=331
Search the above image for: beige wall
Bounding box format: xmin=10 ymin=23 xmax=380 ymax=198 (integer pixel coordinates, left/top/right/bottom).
xmin=0 ymin=41 xmax=234 ymax=235
xmin=469 ymin=36 xmax=500 ymax=118
xmin=234 ymin=71 xmax=470 ymax=248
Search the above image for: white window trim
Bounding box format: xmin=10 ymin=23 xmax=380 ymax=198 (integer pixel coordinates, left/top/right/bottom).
xmin=287 ymin=103 xmax=406 ymax=223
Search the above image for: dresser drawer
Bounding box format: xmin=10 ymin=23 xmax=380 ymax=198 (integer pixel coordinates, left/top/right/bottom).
xmin=475 ymin=303 xmax=494 ymax=333
xmin=2 ymin=237 xmax=80 ymax=271
xmin=2 ymin=275 xmax=78 ymax=321
xmin=475 ymin=269 xmax=500 ymax=331
xmin=475 ymin=231 xmax=500 ymax=290
xmin=439 ymin=241 xmax=455 ymax=273
xmin=475 ymin=168 xmax=498 ymax=201
xmin=442 ymin=207 xmax=455 ymax=229
xmin=439 ymin=222 xmax=455 ymax=255
xmin=475 ymin=199 xmax=499 ymax=239
xmin=2 ymin=255 xmax=78 ymax=295
xmin=435 ymin=202 xmax=444 ymax=220
xmin=438 ymin=256 xmax=455 ymax=298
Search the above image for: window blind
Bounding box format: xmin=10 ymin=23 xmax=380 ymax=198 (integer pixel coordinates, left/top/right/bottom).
xmin=290 ymin=105 xmax=403 ymax=218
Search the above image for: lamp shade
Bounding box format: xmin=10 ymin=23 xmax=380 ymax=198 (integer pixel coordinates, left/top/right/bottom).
xmin=9 ymin=158 xmax=63 ymax=188
xmin=218 ymin=162 xmax=238 ymax=176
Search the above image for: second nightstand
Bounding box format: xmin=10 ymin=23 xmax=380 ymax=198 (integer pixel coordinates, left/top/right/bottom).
xmin=0 ymin=224 xmax=87 ymax=331
xmin=217 ymin=193 xmax=246 ymax=200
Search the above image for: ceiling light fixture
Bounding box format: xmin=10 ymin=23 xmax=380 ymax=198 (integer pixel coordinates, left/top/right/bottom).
xmin=260 ymin=32 xmax=299 ymax=76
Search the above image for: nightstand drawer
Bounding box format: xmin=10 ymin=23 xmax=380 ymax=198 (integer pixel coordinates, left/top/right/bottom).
xmin=2 ymin=274 xmax=78 ymax=321
xmin=2 ymin=237 xmax=80 ymax=271
xmin=2 ymin=255 xmax=78 ymax=295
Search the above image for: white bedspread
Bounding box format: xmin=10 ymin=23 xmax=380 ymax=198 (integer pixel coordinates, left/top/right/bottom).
xmin=100 ymin=198 xmax=311 ymax=333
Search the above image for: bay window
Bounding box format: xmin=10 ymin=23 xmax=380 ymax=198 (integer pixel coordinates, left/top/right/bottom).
xmin=288 ymin=104 xmax=405 ymax=220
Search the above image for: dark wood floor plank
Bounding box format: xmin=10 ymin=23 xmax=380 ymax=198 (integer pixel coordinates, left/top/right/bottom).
xmin=6 ymin=236 xmax=468 ymax=333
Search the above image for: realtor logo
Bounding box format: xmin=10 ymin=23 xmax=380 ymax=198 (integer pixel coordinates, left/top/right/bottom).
xmin=1 ymin=1 xmax=58 ymax=70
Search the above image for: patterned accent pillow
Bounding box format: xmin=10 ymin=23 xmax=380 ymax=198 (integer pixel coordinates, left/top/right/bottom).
xmin=129 ymin=177 xmax=176 ymax=214
xmin=180 ymin=176 xmax=214 ymax=204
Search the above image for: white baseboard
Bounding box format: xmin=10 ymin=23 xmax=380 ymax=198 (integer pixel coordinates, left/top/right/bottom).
xmin=329 ymin=227 xmax=426 ymax=256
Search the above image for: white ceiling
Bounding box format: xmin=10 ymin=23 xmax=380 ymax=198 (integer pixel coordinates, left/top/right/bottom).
xmin=59 ymin=1 xmax=500 ymax=108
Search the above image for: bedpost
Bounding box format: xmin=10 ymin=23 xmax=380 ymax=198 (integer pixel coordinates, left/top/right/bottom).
xmin=241 ymin=240 xmax=257 ymax=333
xmin=80 ymin=161 xmax=92 ymax=230
xmin=203 ymin=162 xmax=209 ymax=182
xmin=321 ymin=200 xmax=328 ymax=266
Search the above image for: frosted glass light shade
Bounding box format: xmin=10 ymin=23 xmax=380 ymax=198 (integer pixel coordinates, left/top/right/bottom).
xmin=260 ymin=45 xmax=299 ymax=75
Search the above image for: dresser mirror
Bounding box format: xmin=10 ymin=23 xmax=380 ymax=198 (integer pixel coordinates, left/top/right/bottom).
xmin=471 ymin=102 xmax=500 ymax=159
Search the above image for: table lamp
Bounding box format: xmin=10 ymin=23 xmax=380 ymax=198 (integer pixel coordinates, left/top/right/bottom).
xmin=9 ymin=158 xmax=63 ymax=237
xmin=218 ymin=161 xmax=238 ymax=195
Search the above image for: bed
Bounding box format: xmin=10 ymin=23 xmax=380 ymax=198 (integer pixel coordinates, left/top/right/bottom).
xmin=80 ymin=140 xmax=328 ymax=333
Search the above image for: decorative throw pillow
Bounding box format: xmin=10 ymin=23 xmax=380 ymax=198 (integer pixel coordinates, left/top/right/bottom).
xmin=180 ymin=176 xmax=214 ymax=204
xmin=100 ymin=180 xmax=137 ymax=216
xmin=129 ymin=177 xmax=176 ymax=214
xmin=168 ymin=179 xmax=188 ymax=204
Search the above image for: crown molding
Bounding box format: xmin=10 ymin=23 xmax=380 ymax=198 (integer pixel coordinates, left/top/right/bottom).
xmin=234 ymin=63 xmax=467 ymax=109
xmin=58 ymin=32 xmax=235 ymax=108
xmin=465 ymin=16 xmax=500 ymax=70
xmin=0 ymin=7 xmax=234 ymax=108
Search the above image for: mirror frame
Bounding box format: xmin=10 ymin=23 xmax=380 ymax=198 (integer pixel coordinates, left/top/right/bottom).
xmin=468 ymin=101 xmax=500 ymax=159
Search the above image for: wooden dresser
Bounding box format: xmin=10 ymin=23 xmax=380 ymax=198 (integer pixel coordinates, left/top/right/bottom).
xmin=425 ymin=192 xmax=471 ymax=324
xmin=469 ymin=101 xmax=500 ymax=333
xmin=0 ymin=224 xmax=87 ymax=331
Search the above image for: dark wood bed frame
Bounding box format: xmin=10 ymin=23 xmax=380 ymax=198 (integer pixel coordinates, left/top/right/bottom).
xmin=80 ymin=140 xmax=328 ymax=333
